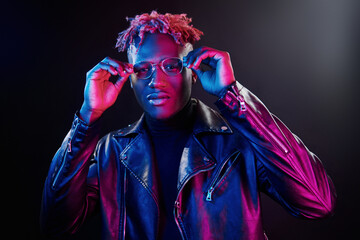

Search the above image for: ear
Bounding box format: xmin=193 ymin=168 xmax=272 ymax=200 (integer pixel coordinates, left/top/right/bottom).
xmin=191 ymin=70 xmax=197 ymax=84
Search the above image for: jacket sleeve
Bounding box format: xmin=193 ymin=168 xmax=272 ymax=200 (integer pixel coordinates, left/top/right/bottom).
xmin=215 ymin=81 xmax=336 ymax=219
xmin=40 ymin=113 xmax=101 ymax=237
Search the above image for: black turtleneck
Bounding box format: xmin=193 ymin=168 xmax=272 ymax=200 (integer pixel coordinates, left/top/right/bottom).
xmin=145 ymin=100 xmax=196 ymax=240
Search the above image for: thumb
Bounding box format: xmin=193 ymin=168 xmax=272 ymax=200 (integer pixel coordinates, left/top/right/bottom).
xmin=192 ymin=68 xmax=204 ymax=80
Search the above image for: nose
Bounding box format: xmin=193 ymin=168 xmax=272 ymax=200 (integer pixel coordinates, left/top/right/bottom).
xmin=148 ymin=65 xmax=167 ymax=88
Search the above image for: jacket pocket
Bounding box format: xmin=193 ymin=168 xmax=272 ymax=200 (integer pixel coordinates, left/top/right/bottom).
xmin=206 ymin=151 xmax=242 ymax=201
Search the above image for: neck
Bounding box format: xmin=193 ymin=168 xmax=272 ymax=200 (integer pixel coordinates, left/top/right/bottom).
xmin=145 ymin=99 xmax=195 ymax=135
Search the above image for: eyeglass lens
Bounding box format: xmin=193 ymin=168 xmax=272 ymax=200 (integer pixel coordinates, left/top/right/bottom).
xmin=133 ymin=58 xmax=183 ymax=79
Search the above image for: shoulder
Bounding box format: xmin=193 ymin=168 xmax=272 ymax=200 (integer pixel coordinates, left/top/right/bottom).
xmin=95 ymin=121 xmax=140 ymax=154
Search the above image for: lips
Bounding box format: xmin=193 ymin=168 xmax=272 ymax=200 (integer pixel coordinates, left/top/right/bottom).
xmin=146 ymin=92 xmax=170 ymax=106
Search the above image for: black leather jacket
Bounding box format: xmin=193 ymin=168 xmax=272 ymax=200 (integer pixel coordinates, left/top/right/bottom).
xmin=41 ymin=82 xmax=336 ymax=239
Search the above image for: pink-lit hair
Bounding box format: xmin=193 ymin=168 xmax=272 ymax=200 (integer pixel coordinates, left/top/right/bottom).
xmin=115 ymin=11 xmax=204 ymax=52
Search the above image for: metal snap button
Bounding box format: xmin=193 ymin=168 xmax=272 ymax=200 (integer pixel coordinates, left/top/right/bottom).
xmin=221 ymin=126 xmax=228 ymax=131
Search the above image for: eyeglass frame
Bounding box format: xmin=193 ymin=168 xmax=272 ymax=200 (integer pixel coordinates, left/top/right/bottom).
xmin=131 ymin=57 xmax=184 ymax=80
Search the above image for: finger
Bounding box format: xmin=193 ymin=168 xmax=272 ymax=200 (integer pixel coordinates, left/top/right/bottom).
xmin=113 ymin=74 xmax=128 ymax=91
xmin=191 ymin=67 xmax=203 ymax=79
xmin=101 ymin=56 xmax=121 ymax=68
xmin=192 ymin=50 xmax=216 ymax=70
xmin=113 ymin=70 xmax=133 ymax=92
xmin=96 ymin=62 xmax=119 ymax=75
xmin=124 ymin=63 xmax=134 ymax=74
xmin=184 ymin=47 xmax=204 ymax=67
xmin=194 ymin=49 xmax=228 ymax=70
xmin=116 ymin=63 xmax=134 ymax=77
xmin=186 ymin=47 xmax=215 ymax=69
xmin=101 ymin=57 xmax=129 ymax=77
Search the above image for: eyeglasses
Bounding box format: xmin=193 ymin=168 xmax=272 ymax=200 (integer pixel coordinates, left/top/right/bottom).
xmin=132 ymin=57 xmax=183 ymax=80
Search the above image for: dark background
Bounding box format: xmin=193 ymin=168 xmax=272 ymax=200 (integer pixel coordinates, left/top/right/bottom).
xmin=3 ymin=0 xmax=359 ymax=239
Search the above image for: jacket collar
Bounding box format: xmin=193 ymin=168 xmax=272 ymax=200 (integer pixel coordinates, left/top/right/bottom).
xmin=114 ymin=99 xmax=233 ymax=137
xmin=115 ymin=99 xmax=233 ymax=204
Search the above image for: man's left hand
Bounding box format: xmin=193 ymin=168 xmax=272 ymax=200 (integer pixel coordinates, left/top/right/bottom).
xmin=183 ymin=46 xmax=236 ymax=97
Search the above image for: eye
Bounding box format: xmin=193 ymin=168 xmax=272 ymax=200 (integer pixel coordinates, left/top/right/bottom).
xmin=134 ymin=64 xmax=151 ymax=73
xmin=138 ymin=68 xmax=149 ymax=73
xmin=164 ymin=64 xmax=177 ymax=70
xmin=162 ymin=58 xmax=182 ymax=74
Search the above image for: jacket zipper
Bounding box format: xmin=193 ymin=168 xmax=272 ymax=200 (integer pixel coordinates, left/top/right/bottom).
xmin=247 ymin=108 xmax=289 ymax=154
xmin=231 ymin=84 xmax=246 ymax=112
xmin=206 ymin=151 xmax=241 ymax=202
xmin=232 ymin=84 xmax=289 ymax=154
xmin=206 ymin=186 xmax=216 ymax=202
xmin=174 ymin=201 xmax=183 ymax=239
xmin=174 ymin=164 xmax=216 ymax=239
xmin=51 ymin=121 xmax=80 ymax=189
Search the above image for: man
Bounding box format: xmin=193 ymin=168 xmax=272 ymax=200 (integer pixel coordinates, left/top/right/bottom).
xmin=41 ymin=11 xmax=336 ymax=240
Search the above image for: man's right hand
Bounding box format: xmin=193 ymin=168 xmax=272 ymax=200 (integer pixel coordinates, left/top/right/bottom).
xmin=79 ymin=57 xmax=133 ymax=125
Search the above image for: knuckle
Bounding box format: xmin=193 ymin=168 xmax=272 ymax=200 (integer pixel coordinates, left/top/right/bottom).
xmin=98 ymin=62 xmax=107 ymax=69
xmin=103 ymin=56 xmax=110 ymax=61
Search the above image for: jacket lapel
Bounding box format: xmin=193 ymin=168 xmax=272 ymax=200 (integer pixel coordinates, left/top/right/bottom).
xmin=116 ymin=115 xmax=162 ymax=206
xmin=177 ymin=99 xmax=233 ymax=190
xmin=177 ymin=135 xmax=216 ymax=190
xmin=114 ymin=99 xmax=234 ymax=203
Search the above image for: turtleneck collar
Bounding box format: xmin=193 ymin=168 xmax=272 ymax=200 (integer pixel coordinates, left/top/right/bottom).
xmin=145 ymin=99 xmax=195 ymax=136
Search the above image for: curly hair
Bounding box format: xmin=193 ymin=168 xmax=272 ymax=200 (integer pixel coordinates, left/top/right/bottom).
xmin=115 ymin=10 xmax=204 ymax=52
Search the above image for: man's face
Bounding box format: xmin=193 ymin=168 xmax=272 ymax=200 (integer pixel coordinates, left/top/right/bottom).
xmin=128 ymin=33 xmax=193 ymax=120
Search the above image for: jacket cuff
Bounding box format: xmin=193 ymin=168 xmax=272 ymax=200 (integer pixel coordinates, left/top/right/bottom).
xmin=49 ymin=112 xmax=101 ymax=190
xmin=65 ymin=111 xmax=101 ymax=152
xmin=74 ymin=111 xmax=101 ymax=131
xmin=215 ymin=81 xmax=246 ymax=114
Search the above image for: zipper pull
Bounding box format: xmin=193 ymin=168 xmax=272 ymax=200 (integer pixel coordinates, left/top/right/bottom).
xmin=174 ymin=201 xmax=180 ymax=209
xmin=67 ymin=139 xmax=72 ymax=152
xmin=174 ymin=201 xmax=181 ymax=218
xmin=206 ymin=187 xmax=215 ymax=202
xmin=239 ymin=99 xmax=246 ymax=111
xmin=237 ymin=95 xmax=246 ymax=112
xmin=231 ymin=84 xmax=246 ymax=111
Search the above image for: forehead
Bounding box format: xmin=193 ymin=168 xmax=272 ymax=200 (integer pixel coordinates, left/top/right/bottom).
xmin=129 ymin=33 xmax=182 ymax=63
